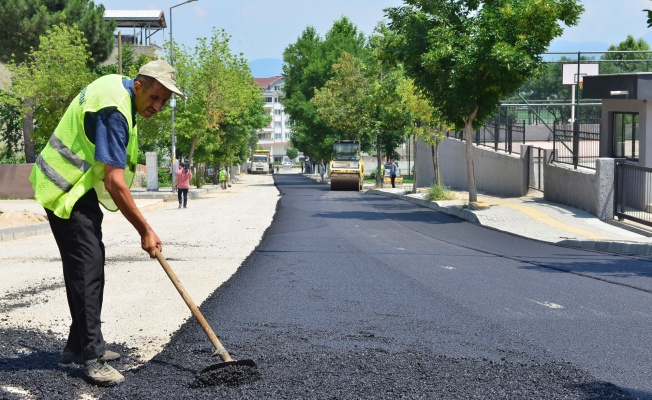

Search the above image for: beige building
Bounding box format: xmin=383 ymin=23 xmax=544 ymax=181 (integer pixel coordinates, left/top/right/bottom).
xmin=254 ymin=76 xmax=297 ymax=163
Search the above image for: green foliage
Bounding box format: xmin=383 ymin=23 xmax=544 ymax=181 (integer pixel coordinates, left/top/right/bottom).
xmin=385 ymin=0 xmax=584 ymax=130
xmin=600 ymin=35 xmax=651 ymax=74
xmin=149 ymin=28 xmax=268 ymax=168
xmin=645 ymin=3 xmax=652 ymax=28
xmin=191 ymin=169 xmax=203 ymax=188
xmin=7 ymin=23 xmax=95 ymax=155
xmin=0 ymin=102 xmax=23 ymax=163
xmin=286 ymin=147 xmax=299 ymax=160
xmin=283 ymin=17 xmax=370 ymax=162
xmin=516 ymin=58 xmax=572 ymax=101
xmin=425 ymin=183 xmax=455 ymax=202
xmin=158 ymin=169 xmax=172 ymax=188
xmin=0 ymin=0 xmax=115 ymax=65
xmin=310 ymin=50 xmax=408 ymax=159
xmin=385 ymin=0 xmax=584 ymax=201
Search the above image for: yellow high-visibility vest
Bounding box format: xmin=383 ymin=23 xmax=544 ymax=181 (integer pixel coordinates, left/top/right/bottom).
xmin=30 ymin=75 xmax=138 ymax=219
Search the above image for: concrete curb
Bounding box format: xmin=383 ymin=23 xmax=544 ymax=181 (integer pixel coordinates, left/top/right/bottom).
xmin=0 ymin=222 xmax=51 ymax=242
xmin=558 ymin=239 xmax=652 ymax=257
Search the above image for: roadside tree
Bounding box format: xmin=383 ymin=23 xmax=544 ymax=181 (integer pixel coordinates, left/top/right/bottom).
xmin=6 ymin=24 xmax=94 ymax=161
xmin=0 ymin=103 xmax=22 ymax=163
xmin=0 ymin=0 xmax=114 ymax=65
xmin=385 ymin=0 xmax=583 ymax=204
xmin=286 ymin=147 xmax=299 ymax=161
xmin=311 ymin=52 xmax=408 ymax=186
xmin=600 ymin=35 xmax=651 ymax=74
xmin=283 ymin=17 xmax=370 ymax=165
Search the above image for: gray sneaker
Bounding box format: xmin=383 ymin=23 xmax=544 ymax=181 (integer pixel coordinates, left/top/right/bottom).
xmin=84 ymin=358 xmax=125 ymax=386
xmin=61 ymin=349 xmax=121 ymax=364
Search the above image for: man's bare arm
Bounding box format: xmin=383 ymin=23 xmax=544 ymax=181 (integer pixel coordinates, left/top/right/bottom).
xmin=104 ymin=164 xmax=161 ymax=257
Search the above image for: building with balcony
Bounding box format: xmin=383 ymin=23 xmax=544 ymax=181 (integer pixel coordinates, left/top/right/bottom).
xmin=254 ymin=76 xmax=296 ymax=163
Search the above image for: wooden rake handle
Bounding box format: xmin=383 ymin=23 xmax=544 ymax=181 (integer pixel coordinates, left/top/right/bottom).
xmin=155 ymin=250 xmax=233 ymax=362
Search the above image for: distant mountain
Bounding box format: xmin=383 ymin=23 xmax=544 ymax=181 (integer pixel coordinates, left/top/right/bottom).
xmin=248 ymin=58 xmax=284 ymax=78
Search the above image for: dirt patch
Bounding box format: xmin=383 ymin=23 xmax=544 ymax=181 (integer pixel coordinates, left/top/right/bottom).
xmin=0 ymin=209 xmax=47 ymax=229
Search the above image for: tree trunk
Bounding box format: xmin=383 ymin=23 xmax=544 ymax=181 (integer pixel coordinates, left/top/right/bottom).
xmin=22 ymin=99 xmax=36 ymax=163
xmin=376 ymin=131 xmax=382 ymax=187
xmin=188 ymin=134 xmax=198 ymax=163
xmin=465 ymin=108 xmax=479 ymax=203
xmin=432 ymin=142 xmax=440 ymax=186
xmin=412 ymin=132 xmax=417 ymax=193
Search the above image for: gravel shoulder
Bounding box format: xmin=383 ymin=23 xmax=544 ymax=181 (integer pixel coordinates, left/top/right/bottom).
xmin=0 ymin=174 xmax=278 ymax=366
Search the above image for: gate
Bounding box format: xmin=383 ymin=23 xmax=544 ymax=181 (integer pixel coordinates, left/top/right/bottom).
xmin=528 ymin=146 xmax=546 ymax=192
xmin=615 ymin=161 xmax=652 ymax=227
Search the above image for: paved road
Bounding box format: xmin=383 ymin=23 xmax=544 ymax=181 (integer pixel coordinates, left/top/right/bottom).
xmin=106 ymin=174 xmax=648 ymax=399
xmin=2 ymin=173 xmax=651 ymax=399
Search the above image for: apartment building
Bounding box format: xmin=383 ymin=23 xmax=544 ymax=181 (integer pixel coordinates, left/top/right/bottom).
xmin=254 ymin=76 xmax=295 ymax=163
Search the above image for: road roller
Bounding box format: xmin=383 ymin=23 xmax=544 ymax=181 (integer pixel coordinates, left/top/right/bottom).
xmin=330 ymin=140 xmax=364 ymax=191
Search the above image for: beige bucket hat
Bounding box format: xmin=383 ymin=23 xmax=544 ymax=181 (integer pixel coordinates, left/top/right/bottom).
xmin=138 ymin=60 xmax=185 ymax=100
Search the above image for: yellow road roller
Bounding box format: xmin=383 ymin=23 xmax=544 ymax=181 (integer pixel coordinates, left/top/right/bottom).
xmin=330 ymin=140 xmax=364 ymax=191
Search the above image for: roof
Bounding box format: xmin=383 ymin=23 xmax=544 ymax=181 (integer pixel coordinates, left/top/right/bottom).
xmin=583 ymin=73 xmax=652 ymax=100
xmin=104 ymin=10 xmax=167 ymax=29
xmin=255 ymin=76 xmax=283 ymax=90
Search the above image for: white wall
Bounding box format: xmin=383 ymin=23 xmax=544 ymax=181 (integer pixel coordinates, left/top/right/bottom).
xmin=416 ymin=137 xmax=528 ymax=197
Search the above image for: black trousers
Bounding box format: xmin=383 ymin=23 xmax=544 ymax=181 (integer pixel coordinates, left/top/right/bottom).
xmin=390 ymin=174 xmax=396 ymax=188
xmin=177 ymin=188 xmax=189 ymax=206
xmin=45 ymin=189 xmax=106 ymax=361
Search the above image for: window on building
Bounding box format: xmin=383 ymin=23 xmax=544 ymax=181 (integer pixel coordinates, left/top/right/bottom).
xmin=274 ymin=109 xmax=282 ymax=115
xmin=274 ymin=121 xmax=282 ymax=128
xmin=613 ymin=112 xmax=639 ymax=161
xmin=275 ymin=133 xmax=282 ymax=140
xmin=265 ymin=97 xmax=273 ymax=103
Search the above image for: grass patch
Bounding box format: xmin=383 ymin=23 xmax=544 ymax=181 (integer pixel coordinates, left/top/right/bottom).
xmin=425 ymin=183 xmax=455 ymax=202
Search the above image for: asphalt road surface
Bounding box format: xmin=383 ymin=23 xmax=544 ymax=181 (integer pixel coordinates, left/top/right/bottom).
xmin=5 ymin=173 xmax=652 ymax=399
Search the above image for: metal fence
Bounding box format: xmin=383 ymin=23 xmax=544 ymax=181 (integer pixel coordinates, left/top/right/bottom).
xmin=552 ymin=122 xmax=601 ymax=169
xmin=447 ymin=118 xmax=527 ymax=155
xmin=615 ymin=162 xmax=652 ymax=227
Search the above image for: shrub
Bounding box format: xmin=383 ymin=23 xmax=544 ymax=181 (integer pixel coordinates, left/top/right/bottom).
xmin=425 ymin=183 xmax=455 ymax=202
xmin=191 ymin=173 xmax=203 ymax=189
xmin=158 ymin=170 xmax=172 ymax=188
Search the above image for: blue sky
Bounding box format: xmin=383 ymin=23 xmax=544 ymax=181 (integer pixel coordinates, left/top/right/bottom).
xmin=101 ymin=0 xmax=652 ymax=61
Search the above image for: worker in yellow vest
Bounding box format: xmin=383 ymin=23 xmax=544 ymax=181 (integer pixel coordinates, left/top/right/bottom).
xmin=219 ymin=167 xmax=228 ymax=190
xmin=29 ymin=60 xmax=184 ymax=387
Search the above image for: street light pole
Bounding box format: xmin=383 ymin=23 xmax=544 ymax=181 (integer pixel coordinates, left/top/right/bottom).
xmin=169 ymin=0 xmax=197 ymax=191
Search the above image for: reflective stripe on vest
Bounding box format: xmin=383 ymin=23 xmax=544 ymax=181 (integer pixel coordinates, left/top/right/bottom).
xmin=34 ymin=134 xmax=95 ymax=192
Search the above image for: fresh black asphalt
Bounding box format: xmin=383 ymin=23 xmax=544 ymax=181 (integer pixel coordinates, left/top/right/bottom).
xmin=2 ymin=173 xmax=651 ymax=399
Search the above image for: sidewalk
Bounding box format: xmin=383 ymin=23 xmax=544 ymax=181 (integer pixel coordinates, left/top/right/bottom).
xmin=308 ymin=173 xmax=652 ymax=258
